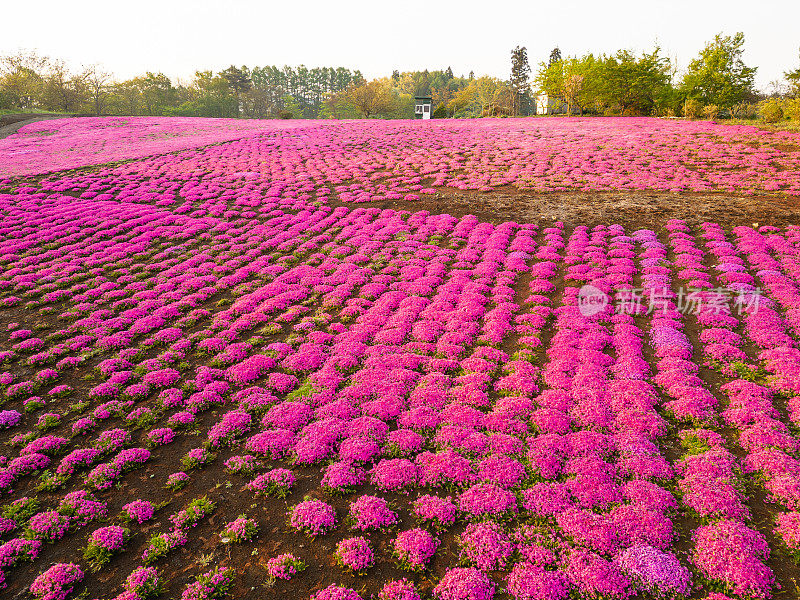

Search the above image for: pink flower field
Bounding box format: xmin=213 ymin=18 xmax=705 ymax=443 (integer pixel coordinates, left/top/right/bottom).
xmin=0 ymin=116 xmax=799 ymax=600
xmin=2 ymin=116 xmax=800 ymax=194
xmin=0 ymin=117 xmax=289 ymax=177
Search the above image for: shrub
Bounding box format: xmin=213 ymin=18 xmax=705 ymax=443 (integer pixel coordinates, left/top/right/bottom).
xmin=702 ymin=104 xmax=720 ymax=120
xmin=142 ymin=529 xmax=188 ymax=564
xmin=378 ymin=579 xmax=421 ymax=600
xmin=506 ymin=563 xmax=569 ymax=600
xmin=170 ymin=496 xmax=215 ymax=529
xmin=412 ymin=495 xmax=458 ymax=530
xmin=83 ymin=525 xmax=129 ymax=571
xmin=219 ymin=515 xmax=258 ymax=543
xmin=683 ymin=98 xmax=702 ymax=119
xmin=730 ymin=102 xmax=758 ymax=119
xmin=312 ymin=585 xmax=362 ymax=600
xmin=165 ymin=471 xmax=189 ymax=490
xmin=288 ymin=498 xmax=336 ymax=536
xmin=393 ymin=528 xmax=439 ymax=571
xmin=458 ymin=521 xmax=512 ymax=571
xmin=760 ymin=99 xmax=784 ymax=123
xmin=181 ymin=567 xmax=233 ymax=600
xmin=265 ymin=553 xmax=306 ymax=582
xmin=433 ymin=567 xmax=494 ymax=600
xmin=122 ymin=566 xmax=161 ymax=599
xmin=245 ymin=468 xmax=295 ymax=498
xmin=335 ymin=536 xmax=374 ymax=572
xmin=30 ymin=563 xmax=84 ymax=600
xmin=223 ymin=454 xmax=258 ymax=475
xmin=785 ymin=98 xmax=800 ymax=121
xmin=348 ymin=495 xmax=398 ymax=531
xmin=181 ymin=447 xmax=215 ymax=470
xmin=2 ymin=497 xmax=39 ymax=522
xmin=122 ymin=500 xmax=155 ymax=524
xmin=25 ymin=510 xmax=70 ymax=542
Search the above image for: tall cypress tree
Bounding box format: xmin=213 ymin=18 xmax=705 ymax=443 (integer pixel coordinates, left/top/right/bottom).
xmin=510 ymin=46 xmax=531 ymax=116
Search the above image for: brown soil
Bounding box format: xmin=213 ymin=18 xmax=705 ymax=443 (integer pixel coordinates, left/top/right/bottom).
xmin=331 ymin=188 xmax=800 ymax=230
xmin=772 ymin=144 xmax=800 ymax=153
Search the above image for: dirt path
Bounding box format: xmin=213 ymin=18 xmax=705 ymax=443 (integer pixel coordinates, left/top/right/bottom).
xmin=0 ymin=114 xmax=71 ymax=140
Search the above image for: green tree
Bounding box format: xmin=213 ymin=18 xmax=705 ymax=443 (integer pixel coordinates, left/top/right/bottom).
xmin=40 ymin=61 xmax=90 ymax=113
xmin=510 ymin=45 xmax=531 ymax=116
xmin=219 ymin=65 xmax=251 ymax=117
xmin=132 ymin=72 xmax=177 ymax=115
xmin=84 ymin=65 xmax=112 ymax=116
xmin=576 ymin=56 xmax=606 ymax=114
xmin=0 ymin=50 xmax=49 ymax=110
xmin=600 ymin=48 xmax=671 ymax=115
xmin=279 ymin=94 xmax=303 ymax=118
xmin=474 ymin=76 xmax=513 ymax=117
xmin=247 ymin=64 xmax=360 ymax=118
xmin=786 ymin=49 xmax=800 ymax=98
xmin=107 ymin=79 xmax=141 ymax=115
xmin=432 ymin=84 xmax=453 ymax=117
xmin=534 ymin=58 xmax=565 ymax=107
xmin=319 ymin=89 xmax=361 ymax=119
xmin=447 ymin=80 xmax=479 ymax=117
xmin=681 ymin=32 xmax=756 ymax=108
xmin=0 ymin=66 xmax=42 ymax=110
xmin=558 ymin=56 xmax=601 ymax=115
xmin=168 ymin=71 xmax=236 ymax=117
xmin=414 ymin=70 xmax=432 ymax=97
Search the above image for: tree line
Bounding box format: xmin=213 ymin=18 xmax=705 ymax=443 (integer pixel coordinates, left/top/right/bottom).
xmin=534 ymin=33 xmax=784 ymax=119
xmin=0 ymin=56 xmax=366 ymax=119
xmin=1 ymin=33 xmax=799 ymax=120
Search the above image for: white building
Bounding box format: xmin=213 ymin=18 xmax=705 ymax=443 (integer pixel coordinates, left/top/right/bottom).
xmin=414 ymin=96 xmax=433 ymax=120
xmin=535 ymin=93 xmax=568 ymax=115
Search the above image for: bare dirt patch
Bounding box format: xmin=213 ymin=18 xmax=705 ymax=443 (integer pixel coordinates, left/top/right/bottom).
xmin=333 ymin=188 xmax=800 ymax=230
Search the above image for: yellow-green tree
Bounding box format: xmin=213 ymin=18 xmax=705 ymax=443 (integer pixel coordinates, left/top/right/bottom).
xmin=319 ymin=90 xmax=361 ymax=119
xmin=0 ymin=50 xmax=49 ymax=110
xmin=534 ymin=59 xmax=565 ymax=106
xmin=84 ymin=65 xmax=112 ymax=116
xmin=346 ymin=78 xmax=396 ymax=118
xmin=166 ymin=71 xmax=236 ymax=118
xmin=447 ymin=81 xmax=478 ymax=117
xmin=133 ymin=72 xmax=177 ymax=115
xmin=107 ymin=80 xmax=141 ymax=115
xmin=40 ymin=61 xmax=90 ymax=113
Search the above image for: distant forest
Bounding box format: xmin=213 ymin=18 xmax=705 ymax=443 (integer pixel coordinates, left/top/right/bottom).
xmin=1 ymin=33 xmax=799 ymax=120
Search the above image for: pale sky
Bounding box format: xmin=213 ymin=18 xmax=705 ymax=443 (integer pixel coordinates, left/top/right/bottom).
xmin=3 ymin=0 xmax=797 ymax=91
